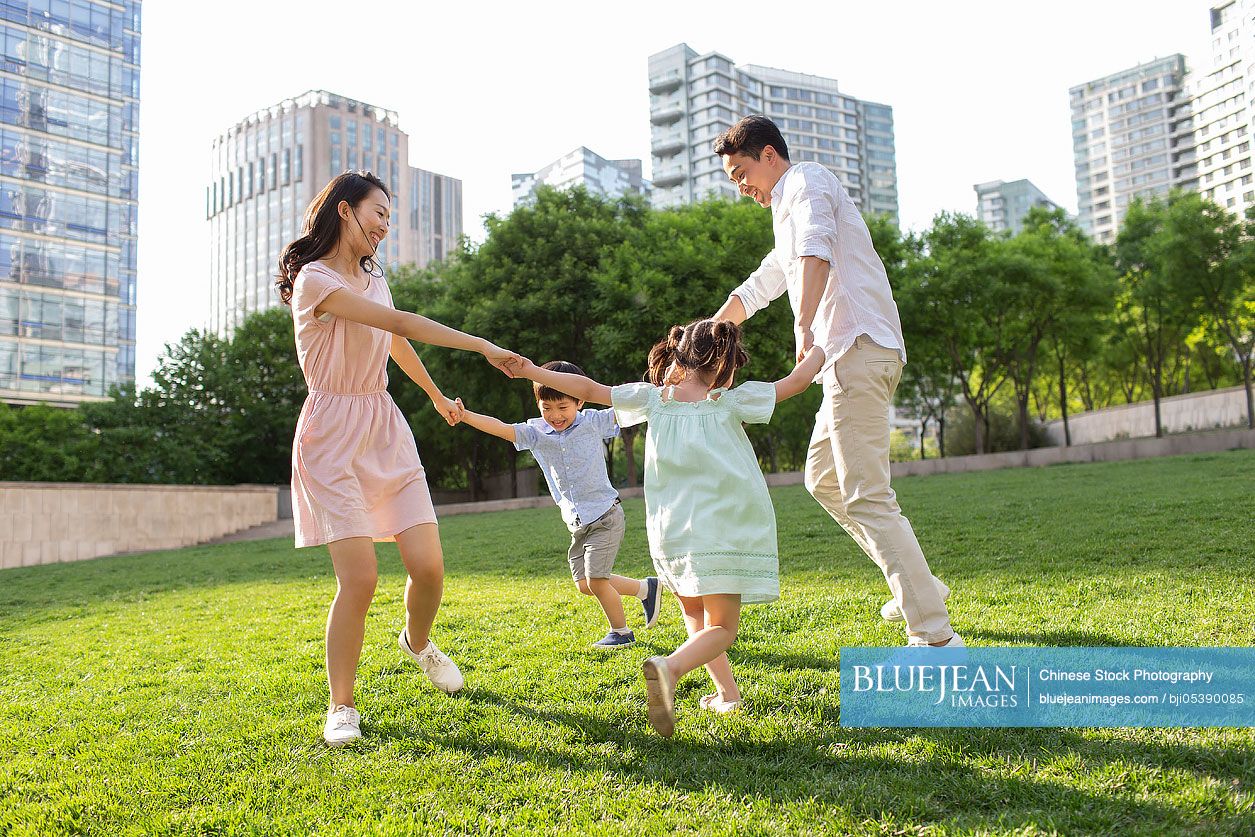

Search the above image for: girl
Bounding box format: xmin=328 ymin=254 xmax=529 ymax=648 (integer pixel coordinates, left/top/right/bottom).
xmin=276 ymin=171 xmax=518 ymax=747
xmin=513 ymin=318 xmax=824 ymax=737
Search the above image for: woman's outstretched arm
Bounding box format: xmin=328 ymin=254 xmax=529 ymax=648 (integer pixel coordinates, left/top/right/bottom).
xmin=317 ymin=290 xmax=519 ymax=375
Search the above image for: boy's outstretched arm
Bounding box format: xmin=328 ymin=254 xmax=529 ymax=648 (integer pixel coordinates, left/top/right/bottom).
xmin=774 ymin=346 xmax=827 ymax=402
xmin=512 ymin=357 xmax=613 ymax=405
xmin=453 ymin=399 xmax=517 ymax=443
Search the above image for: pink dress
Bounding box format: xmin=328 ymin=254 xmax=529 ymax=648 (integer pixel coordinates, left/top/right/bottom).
xmin=289 ymin=261 xmax=437 ymax=547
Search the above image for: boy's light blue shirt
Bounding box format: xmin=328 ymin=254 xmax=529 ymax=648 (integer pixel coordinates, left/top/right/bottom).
xmin=512 ymin=408 xmax=620 ymax=530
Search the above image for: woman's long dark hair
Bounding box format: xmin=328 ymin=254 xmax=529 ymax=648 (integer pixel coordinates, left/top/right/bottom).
xmin=646 ymin=319 xmax=749 ymax=389
xmin=275 ymin=170 xmax=390 ymax=305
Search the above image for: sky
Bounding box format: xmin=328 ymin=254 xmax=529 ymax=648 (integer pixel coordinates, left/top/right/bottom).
xmin=134 ymin=0 xmax=1218 ymax=384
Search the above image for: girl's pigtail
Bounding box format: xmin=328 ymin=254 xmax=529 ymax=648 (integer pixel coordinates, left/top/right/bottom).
xmin=646 ymin=325 xmax=685 ymax=385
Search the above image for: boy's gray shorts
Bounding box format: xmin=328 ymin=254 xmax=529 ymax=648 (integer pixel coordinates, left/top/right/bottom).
xmin=567 ymin=501 xmax=625 ymax=581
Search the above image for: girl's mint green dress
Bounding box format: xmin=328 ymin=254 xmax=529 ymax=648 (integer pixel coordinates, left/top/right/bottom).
xmin=612 ymin=381 xmax=779 ymax=604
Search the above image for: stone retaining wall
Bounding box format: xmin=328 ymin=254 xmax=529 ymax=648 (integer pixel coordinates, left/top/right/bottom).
xmin=1 ymin=482 xmax=279 ymax=569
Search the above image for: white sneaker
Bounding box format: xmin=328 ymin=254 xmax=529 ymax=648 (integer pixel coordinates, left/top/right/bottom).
xmin=907 ymin=632 xmax=966 ymax=648
xmin=698 ymin=693 xmax=743 ymax=714
xmin=881 ymin=578 xmax=951 ymax=622
xmin=399 ymin=630 xmax=464 ymax=694
xmin=323 ymin=704 xmax=361 ymax=747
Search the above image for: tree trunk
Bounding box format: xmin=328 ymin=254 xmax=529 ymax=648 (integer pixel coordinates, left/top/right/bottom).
xmin=623 ymin=426 xmax=638 ymax=487
xmin=509 ymin=449 xmax=518 ymax=498
xmin=972 ymin=403 xmax=986 ymax=455
xmin=1244 ymin=359 xmax=1254 ymax=430
xmin=938 ymin=415 xmax=946 ymax=458
xmin=469 ymin=441 xmax=482 ymax=501
xmin=1182 ymin=345 xmax=1191 ymax=395
xmin=1058 ymin=353 xmax=1071 ymax=447
xmin=919 ymin=416 xmax=929 ymax=460
xmin=1017 ymin=394 xmax=1030 ymax=451
xmin=1152 ymin=367 xmax=1164 ymax=438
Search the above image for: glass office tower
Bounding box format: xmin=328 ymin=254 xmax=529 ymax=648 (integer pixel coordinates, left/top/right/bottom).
xmin=0 ymin=0 xmax=141 ymax=406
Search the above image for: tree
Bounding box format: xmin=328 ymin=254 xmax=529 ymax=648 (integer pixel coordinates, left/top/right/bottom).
xmin=0 ymin=402 xmax=93 ymax=481
xmin=221 ymin=307 xmax=305 ymax=483
xmin=1013 ymin=207 xmax=1116 ymax=447
xmin=1175 ymin=199 xmax=1255 ymax=428
xmin=898 ymin=213 xmax=1015 ymax=454
xmin=1114 ymin=195 xmax=1207 ymax=437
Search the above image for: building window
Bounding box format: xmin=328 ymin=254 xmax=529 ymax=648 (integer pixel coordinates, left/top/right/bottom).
xmin=282 ymin=149 xmax=291 ymax=184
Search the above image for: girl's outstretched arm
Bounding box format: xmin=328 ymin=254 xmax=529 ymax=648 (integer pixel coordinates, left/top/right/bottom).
xmin=388 ymin=335 xmax=462 ymax=425
xmin=317 ymin=289 xmax=520 ymax=376
xmin=513 ymin=357 xmax=613 ymax=405
xmin=774 ymin=346 xmax=827 ymax=402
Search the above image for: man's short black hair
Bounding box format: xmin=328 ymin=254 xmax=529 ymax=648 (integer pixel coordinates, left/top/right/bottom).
xmin=712 ymin=115 xmax=790 ymax=162
xmin=533 ymin=360 xmax=586 ymax=403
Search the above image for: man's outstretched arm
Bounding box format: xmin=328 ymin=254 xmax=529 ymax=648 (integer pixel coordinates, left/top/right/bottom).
xmin=713 ymin=294 xmax=747 ymax=324
xmin=714 ymin=250 xmax=785 ymax=324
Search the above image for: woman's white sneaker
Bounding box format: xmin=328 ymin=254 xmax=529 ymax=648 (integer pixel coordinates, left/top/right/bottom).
xmin=398 ymin=630 xmax=465 ymax=694
xmin=323 ymin=704 xmax=361 ymax=747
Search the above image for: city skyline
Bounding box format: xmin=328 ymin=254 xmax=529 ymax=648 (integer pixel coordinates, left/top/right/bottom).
xmin=136 ymin=0 xmax=1217 ymax=385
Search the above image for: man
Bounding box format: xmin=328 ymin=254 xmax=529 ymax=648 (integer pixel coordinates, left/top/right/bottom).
xmin=711 ymin=115 xmax=961 ymax=647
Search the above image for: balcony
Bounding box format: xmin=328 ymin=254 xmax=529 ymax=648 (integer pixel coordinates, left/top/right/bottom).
xmin=652 ymin=165 xmax=687 ymax=187
xmin=650 ymin=101 xmax=684 ymax=125
xmin=648 ymin=70 xmax=683 ymax=94
xmin=651 ymin=130 xmax=685 ymax=156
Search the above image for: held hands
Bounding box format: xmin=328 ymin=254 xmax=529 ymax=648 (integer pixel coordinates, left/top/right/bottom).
xmin=794 ymin=323 xmax=815 ymax=363
xmin=482 ymin=342 xmax=523 ymax=378
xmin=504 ymin=355 xmax=537 ymax=379
xmin=432 ymin=393 xmax=464 ymax=426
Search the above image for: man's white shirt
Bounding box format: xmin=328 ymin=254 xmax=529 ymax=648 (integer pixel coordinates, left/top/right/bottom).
xmin=731 ymin=162 xmax=906 ymax=373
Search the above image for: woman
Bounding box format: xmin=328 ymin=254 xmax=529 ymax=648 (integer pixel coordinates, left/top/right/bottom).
xmin=276 ymin=170 xmax=517 ymax=746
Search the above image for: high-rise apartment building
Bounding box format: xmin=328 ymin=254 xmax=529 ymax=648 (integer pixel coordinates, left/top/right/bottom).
xmin=1193 ymin=0 xmax=1255 ymax=217
xmin=512 ymin=147 xmax=648 ymax=207
xmin=1069 ymin=56 xmax=1196 ymax=244
xmin=647 ymin=44 xmax=898 ymax=222
xmin=974 ymin=179 xmax=1061 ymax=235
xmin=207 ymin=90 xmax=462 ymax=336
xmin=0 ymin=1 xmax=141 ymax=407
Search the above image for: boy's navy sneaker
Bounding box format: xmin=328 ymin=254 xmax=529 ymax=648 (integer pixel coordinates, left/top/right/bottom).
xmin=593 ymin=630 xmax=636 ymax=650
xmin=641 ymin=577 xmax=662 ymax=629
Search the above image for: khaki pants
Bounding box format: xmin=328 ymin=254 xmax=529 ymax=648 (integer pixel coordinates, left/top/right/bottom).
xmin=804 ymin=335 xmax=952 ymax=643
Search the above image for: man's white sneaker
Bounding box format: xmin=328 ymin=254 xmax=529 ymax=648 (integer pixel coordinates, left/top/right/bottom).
xmin=880 ymin=578 xmax=951 ymax=622
xmin=323 ymin=704 xmax=361 ymax=747
xmin=907 ymin=632 xmax=966 ymax=648
xmin=398 ymin=630 xmax=464 ymax=694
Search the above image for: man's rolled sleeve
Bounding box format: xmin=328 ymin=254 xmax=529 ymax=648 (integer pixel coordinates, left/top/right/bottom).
xmin=731 ymin=250 xmax=788 ymax=318
xmin=792 ymin=188 xmax=837 ymax=264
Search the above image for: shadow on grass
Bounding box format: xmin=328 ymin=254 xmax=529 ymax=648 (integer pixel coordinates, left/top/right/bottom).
xmin=365 ymin=687 xmax=1254 ymax=834
xmin=966 ymin=628 xmax=1141 ymax=647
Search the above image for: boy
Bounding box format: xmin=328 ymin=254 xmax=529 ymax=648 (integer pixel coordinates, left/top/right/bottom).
xmin=454 ymin=361 xmax=662 ymax=648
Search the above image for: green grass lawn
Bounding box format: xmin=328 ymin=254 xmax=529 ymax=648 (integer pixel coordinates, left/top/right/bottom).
xmin=2 ymin=451 xmax=1253 ymax=836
